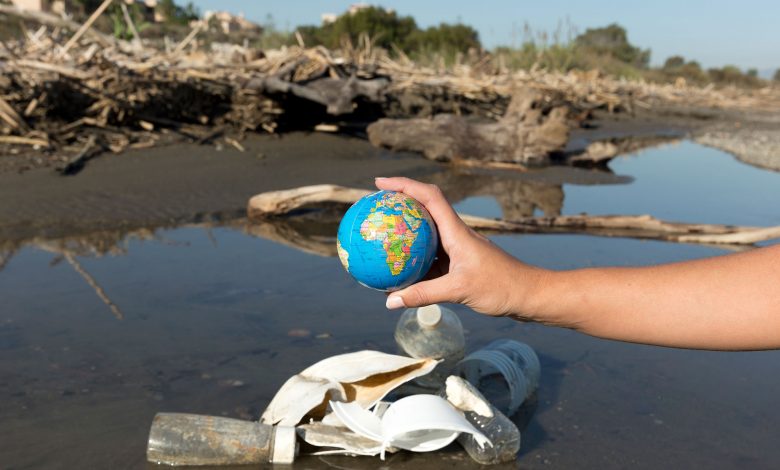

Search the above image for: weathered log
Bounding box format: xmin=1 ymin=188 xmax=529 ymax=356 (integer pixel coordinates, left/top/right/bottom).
xmin=247 ymin=184 xmax=371 ymax=218
xmin=246 ymin=185 xmax=780 ymax=247
xmin=57 ymin=135 xmax=100 ymax=175
xmin=245 ymin=75 xmax=389 ymax=115
xmin=0 ymin=135 xmax=50 ymax=147
xmin=366 ymin=87 xmax=569 ymax=165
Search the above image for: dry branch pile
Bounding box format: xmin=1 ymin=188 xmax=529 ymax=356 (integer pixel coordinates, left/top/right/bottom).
xmin=1 ymin=3 xmax=779 ymax=167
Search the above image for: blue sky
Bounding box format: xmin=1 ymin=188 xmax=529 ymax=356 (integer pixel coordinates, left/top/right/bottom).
xmin=189 ymin=0 xmax=780 ymax=71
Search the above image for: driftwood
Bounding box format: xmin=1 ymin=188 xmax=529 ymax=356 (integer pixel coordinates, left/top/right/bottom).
xmin=247 ymin=185 xmax=372 ymax=219
xmin=57 ymin=135 xmax=100 ymax=175
xmin=367 ymin=87 xmax=570 ymax=166
xmin=246 ymin=185 xmax=780 ymax=247
xmin=2 ymin=2 xmax=779 ymax=170
xmin=247 ymin=75 xmax=389 ymax=116
xmin=59 ymin=0 xmax=114 ymax=57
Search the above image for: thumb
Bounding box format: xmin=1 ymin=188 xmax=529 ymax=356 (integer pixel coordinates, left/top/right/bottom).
xmin=386 ymin=276 xmax=454 ymax=309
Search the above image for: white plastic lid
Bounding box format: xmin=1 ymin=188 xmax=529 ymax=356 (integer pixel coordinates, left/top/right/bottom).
xmin=272 ymin=425 xmax=297 ymax=464
xmin=417 ymin=305 xmax=442 ymax=328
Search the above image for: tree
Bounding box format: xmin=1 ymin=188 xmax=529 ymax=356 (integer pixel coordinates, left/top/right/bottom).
xmin=663 ymin=55 xmax=685 ymax=69
xmin=575 ymin=23 xmax=650 ymax=68
xmin=407 ymin=23 xmax=480 ymax=56
xmin=774 ymin=69 xmax=780 ymax=82
xmin=156 ymin=0 xmax=199 ymax=25
xmin=298 ymin=7 xmax=417 ymax=50
xmin=296 ymin=6 xmax=481 ymax=56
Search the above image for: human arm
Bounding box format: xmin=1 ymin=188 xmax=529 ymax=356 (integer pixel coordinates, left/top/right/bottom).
xmin=376 ymin=177 xmax=780 ymax=351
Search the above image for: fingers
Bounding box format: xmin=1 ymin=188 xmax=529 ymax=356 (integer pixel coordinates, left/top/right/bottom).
xmin=386 ymin=276 xmax=456 ymax=309
xmin=375 ymin=177 xmax=467 ymax=244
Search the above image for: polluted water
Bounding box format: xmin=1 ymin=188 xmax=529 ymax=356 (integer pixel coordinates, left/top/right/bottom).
xmin=146 ymin=302 xmax=541 ymax=465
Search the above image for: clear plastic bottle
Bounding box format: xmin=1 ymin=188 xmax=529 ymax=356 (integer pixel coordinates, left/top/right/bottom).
xmin=444 ymin=376 xmax=521 ymax=465
xmin=394 ymin=304 xmax=466 ymax=389
xmin=146 ymin=413 xmax=297 ymax=465
xmin=455 ymin=339 xmax=540 ymax=417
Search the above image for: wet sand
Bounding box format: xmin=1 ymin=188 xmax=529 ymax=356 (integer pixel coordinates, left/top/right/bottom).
xmin=0 ymin=130 xmax=638 ymax=248
xmin=0 ymin=132 xmax=438 ymax=243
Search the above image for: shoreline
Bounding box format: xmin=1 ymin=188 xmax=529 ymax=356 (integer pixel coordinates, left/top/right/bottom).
xmin=0 ymin=106 xmax=777 ymax=249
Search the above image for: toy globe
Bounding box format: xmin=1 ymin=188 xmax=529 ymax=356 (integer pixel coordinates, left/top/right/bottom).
xmin=337 ymin=190 xmax=439 ymax=291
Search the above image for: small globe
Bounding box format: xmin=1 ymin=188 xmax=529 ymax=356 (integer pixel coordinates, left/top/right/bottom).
xmin=337 ymin=190 xmax=439 ymax=291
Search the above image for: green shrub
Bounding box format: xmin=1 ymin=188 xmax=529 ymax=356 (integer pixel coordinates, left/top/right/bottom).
xmin=707 ymin=65 xmax=763 ymax=87
xmin=297 ymin=7 xmax=418 ymax=51
xmin=574 ymin=23 xmax=650 ymax=68
xmin=656 ymin=55 xmax=709 ymax=84
xmin=156 ymin=0 xmax=199 ymax=26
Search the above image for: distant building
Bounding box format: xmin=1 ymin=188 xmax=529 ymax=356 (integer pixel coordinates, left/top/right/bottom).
xmin=348 ymin=3 xmax=394 ymax=15
xmin=11 ymin=0 xmax=65 ymax=15
xmin=347 ymin=3 xmax=370 ymax=15
xmin=196 ymin=11 xmax=262 ymax=35
xmin=321 ymin=4 xmax=395 ymax=24
xmin=11 ymin=0 xmax=162 ymax=22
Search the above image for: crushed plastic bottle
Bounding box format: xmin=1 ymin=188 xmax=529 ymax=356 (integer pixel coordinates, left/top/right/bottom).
xmin=455 ymin=339 xmax=540 ymax=417
xmin=147 ymin=413 xmax=297 ymax=465
xmin=394 ymin=304 xmax=466 ymax=388
xmin=444 ymin=376 xmax=521 ymax=465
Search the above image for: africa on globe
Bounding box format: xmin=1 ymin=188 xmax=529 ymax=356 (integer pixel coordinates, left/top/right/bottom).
xmin=337 ymin=190 xmax=439 ymax=291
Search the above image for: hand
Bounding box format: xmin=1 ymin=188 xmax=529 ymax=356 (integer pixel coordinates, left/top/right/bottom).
xmin=375 ymin=177 xmax=550 ymax=320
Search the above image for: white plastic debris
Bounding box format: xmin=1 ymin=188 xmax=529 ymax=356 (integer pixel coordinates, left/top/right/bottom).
xmin=261 ymin=350 xmax=439 ymax=426
xmin=330 ymin=395 xmax=490 ymax=460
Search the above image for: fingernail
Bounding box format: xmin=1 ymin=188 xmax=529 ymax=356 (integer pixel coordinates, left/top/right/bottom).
xmin=386 ymin=295 xmax=405 ymax=310
xmin=375 ymin=176 xmax=387 ymax=181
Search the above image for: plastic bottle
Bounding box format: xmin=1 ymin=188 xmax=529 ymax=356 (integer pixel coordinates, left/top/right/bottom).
xmin=455 ymin=339 xmax=540 ymax=417
xmin=444 ymin=376 xmax=521 ymax=465
xmin=146 ymin=413 xmax=297 ymax=465
xmin=394 ymin=304 xmax=466 ymax=388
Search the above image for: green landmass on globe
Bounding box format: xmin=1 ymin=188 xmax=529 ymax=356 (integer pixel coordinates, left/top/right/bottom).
xmin=337 ymin=190 xmax=438 ymax=291
xmin=359 ymin=192 xmax=424 ymax=275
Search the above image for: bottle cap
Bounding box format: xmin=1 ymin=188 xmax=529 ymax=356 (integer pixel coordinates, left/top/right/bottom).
xmin=272 ymin=425 xmax=297 ymax=464
xmin=417 ymin=304 xmax=442 ymax=328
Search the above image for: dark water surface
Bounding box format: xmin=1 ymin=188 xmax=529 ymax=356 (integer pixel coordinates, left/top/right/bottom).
xmin=2 ymin=141 xmax=780 ymax=469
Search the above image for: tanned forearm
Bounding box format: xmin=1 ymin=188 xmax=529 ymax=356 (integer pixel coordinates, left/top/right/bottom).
xmin=528 ymin=244 xmax=780 ymax=350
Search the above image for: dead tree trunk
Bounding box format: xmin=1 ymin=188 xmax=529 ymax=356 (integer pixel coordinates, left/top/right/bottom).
xmin=366 ymin=87 xmax=570 ymax=166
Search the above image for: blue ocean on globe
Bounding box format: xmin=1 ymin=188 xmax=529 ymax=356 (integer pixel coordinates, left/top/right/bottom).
xmin=337 ymin=190 xmax=438 ymax=291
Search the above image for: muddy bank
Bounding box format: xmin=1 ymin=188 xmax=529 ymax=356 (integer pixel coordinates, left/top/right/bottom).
xmin=693 ymin=111 xmax=780 ymax=172
xmin=576 ymin=106 xmax=780 ymax=171
xmin=0 ymin=131 xmax=639 ymax=248
xmin=0 ymin=132 xmax=434 ymax=243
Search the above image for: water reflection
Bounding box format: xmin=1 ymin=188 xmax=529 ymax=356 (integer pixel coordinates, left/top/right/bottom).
xmin=4 ymin=139 xmax=780 ymax=327
xmin=429 ymin=165 xmax=633 ymax=218
xmin=0 ymin=162 xmax=634 ymax=272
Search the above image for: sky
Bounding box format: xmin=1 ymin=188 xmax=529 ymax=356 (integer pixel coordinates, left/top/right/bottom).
xmin=189 ymin=0 xmax=780 ymax=71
